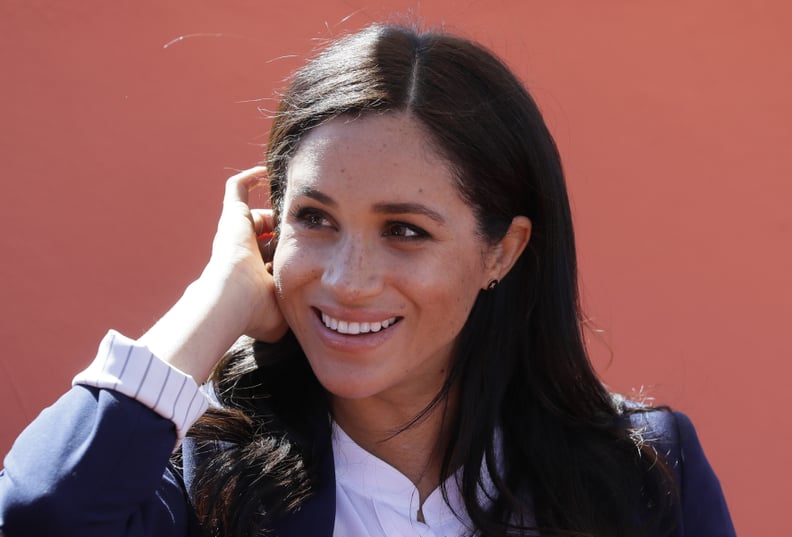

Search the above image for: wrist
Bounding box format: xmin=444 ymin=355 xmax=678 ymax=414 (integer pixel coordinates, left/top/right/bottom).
xmin=139 ymin=277 xmax=247 ymax=383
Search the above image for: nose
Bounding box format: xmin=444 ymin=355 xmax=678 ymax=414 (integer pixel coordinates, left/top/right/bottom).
xmin=321 ymin=234 xmax=384 ymax=302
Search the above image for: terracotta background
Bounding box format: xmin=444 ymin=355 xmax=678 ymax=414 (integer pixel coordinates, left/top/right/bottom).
xmin=1 ymin=1 xmax=789 ymax=534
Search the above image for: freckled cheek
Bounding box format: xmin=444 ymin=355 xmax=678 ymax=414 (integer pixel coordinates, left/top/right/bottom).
xmin=402 ymin=262 xmax=482 ymax=320
xmin=271 ymin=238 xmax=325 ymax=297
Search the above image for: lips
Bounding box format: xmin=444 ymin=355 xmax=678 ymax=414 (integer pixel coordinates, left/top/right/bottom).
xmin=319 ymin=310 xmax=400 ymax=335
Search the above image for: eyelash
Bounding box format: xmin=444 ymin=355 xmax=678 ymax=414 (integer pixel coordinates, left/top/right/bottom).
xmin=384 ymin=222 xmax=429 ymax=240
xmin=293 ymin=207 xmax=330 ymax=229
xmin=292 ymin=207 xmax=430 ymax=241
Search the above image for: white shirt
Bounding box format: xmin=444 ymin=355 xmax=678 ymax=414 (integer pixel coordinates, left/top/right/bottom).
xmin=332 ymin=422 xmax=476 ymax=537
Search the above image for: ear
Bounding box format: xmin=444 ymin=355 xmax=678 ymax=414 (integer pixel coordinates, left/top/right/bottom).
xmin=482 ymin=216 xmax=532 ymax=288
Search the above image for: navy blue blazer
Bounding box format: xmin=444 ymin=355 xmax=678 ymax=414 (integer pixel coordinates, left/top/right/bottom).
xmin=0 ymin=385 xmax=736 ymax=536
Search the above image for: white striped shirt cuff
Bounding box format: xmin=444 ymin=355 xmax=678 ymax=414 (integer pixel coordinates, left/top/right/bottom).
xmin=72 ymin=330 xmax=210 ymax=442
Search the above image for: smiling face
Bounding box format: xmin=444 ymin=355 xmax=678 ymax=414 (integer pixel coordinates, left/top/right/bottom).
xmin=272 ymin=113 xmax=500 ymax=407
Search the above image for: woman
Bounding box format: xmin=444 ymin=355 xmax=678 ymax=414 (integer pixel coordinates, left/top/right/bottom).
xmin=0 ymin=23 xmax=734 ymax=537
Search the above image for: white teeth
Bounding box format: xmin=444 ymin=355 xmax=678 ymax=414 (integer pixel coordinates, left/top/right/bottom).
xmin=320 ymin=312 xmax=398 ymax=334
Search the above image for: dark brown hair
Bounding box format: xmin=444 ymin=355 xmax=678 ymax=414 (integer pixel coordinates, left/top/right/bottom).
xmin=187 ymin=23 xmax=675 ymax=537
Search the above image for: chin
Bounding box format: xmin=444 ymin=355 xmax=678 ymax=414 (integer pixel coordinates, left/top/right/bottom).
xmin=316 ymin=376 xmax=383 ymax=401
xmin=308 ymin=364 xmax=391 ymax=402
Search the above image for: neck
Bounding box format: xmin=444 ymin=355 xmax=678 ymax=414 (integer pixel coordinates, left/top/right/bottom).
xmin=331 ymin=389 xmax=458 ymax=503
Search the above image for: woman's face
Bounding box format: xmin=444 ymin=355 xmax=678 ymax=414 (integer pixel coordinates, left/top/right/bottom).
xmin=272 ymin=113 xmax=499 ymax=406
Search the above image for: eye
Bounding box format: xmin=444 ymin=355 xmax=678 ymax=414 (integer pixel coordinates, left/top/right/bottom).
xmin=293 ymin=207 xmax=332 ymax=229
xmin=384 ymin=222 xmax=429 ymax=240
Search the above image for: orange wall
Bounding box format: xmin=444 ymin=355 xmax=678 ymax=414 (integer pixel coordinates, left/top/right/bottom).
xmin=1 ymin=1 xmax=789 ymax=534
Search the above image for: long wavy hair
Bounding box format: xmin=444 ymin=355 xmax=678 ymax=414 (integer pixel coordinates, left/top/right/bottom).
xmin=186 ymin=23 xmax=676 ymax=537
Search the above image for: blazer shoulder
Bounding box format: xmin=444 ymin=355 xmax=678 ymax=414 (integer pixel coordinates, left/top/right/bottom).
xmin=623 ymin=407 xmax=737 ymax=537
xmin=623 ymin=407 xmax=682 ymax=455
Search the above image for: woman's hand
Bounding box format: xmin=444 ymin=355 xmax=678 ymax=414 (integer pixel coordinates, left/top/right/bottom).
xmin=139 ymin=167 xmax=288 ymax=382
xmin=202 ymin=166 xmax=288 ymax=342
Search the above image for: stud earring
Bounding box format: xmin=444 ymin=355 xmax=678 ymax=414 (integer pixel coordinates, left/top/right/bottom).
xmin=486 ymin=279 xmax=499 ymax=290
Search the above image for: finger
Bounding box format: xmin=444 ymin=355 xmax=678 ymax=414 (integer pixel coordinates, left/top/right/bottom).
xmin=223 ymin=166 xmax=269 ymax=205
xmin=250 ymin=208 xmax=276 ymax=236
xmin=252 ymin=209 xmax=277 ymax=260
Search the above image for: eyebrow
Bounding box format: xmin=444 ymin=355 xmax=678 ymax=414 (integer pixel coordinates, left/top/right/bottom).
xmin=294 ymin=186 xmax=336 ymax=206
xmin=293 ymin=186 xmax=446 ymax=224
xmin=372 ymin=202 xmax=446 ymax=224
